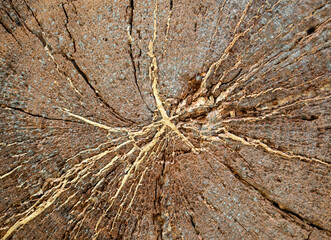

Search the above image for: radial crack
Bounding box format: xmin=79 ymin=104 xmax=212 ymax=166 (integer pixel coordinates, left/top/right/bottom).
xmin=188 ymin=214 xmax=201 ymax=237
xmin=126 ymin=0 xmax=153 ymax=112
xmin=63 ymin=55 xmax=135 ymax=124
xmin=0 ymin=17 xmax=22 ymax=47
xmin=61 ymin=3 xmax=76 ymax=53
xmin=1 ymin=104 xmax=81 ymax=124
xmin=220 ymin=159 xmax=329 ymax=233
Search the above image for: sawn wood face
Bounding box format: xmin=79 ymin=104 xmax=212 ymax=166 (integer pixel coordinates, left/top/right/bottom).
xmin=0 ymin=0 xmax=330 ymax=239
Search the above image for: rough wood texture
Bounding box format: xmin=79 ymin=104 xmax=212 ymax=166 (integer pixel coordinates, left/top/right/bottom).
xmin=0 ymin=0 xmax=330 ymax=239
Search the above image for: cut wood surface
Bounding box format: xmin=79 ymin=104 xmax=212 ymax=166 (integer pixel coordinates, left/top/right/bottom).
xmin=0 ymin=0 xmax=330 ymax=239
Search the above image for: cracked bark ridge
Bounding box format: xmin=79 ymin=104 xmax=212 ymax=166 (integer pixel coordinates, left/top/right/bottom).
xmin=0 ymin=0 xmax=330 ymax=239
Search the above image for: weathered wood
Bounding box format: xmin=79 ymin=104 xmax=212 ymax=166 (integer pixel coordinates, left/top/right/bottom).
xmin=0 ymin=0 xmax=330 ymax=239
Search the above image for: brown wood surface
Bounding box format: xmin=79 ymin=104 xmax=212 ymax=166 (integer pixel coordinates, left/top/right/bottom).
xmin=0 ymin=0 xmax=330 ymax=239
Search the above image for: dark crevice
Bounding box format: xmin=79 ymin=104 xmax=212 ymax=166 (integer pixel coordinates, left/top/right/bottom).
xmin=14 ymin=0 xmax=50 ymax=50
xmin=180 ymin=193 xmax=203 ymax=238
xmin=161 ymin=153 xmax=167 ymax=177
xmin=127 ymin=1 xmax=153 ymax=113
xmin=220 ymin=160 xmax=330 ymax=233
xmin=7 ymin=1 xmax=31 ymax=37
xmin=23 ymin=1 xmax=76 ymax=68
xmin=0 ymin=17 xmax=22 ymax=47
xmin=130 ymin=219 xmax=138 ymax=236
xmin=129 ymin=0 xmax=134 ymax=11
xmin=137 ymin=60 xmax=141 ymax=72
xmin=63 ymin=54 xmax=135 ymax=124
xmin=188 ymin=214 xmax=201 ymax=238
xmin=23 ymin=0 xmax=43 ymax=30
xmin=116 ymin=222 xmax=124 ymax=239
xmin=296 ymin=37 xmax=303 ymax=43
xmin=194 ymin=22 xmax=197 ymax=32
xmin=61 ymin=3 xmax=77 ymax=53
xmin=300 ymin=114 xmax=318 ymax=121
xmin=128 ymin=50 xmax=152 ymax=113
xmin=136 ymin=29 xmax=141 ymax=39
xmin=305 ymin=230 xmax=313 ymax=240
xmin=310 ymin=2 xmax=328 ymax=16
xmin=170 ymin=0 xmax=173 ymax=10
xmin=1 ymin=104 xmax=82 ymax=124
xmin=189 ymin=215 xmax=196 ymax=228
xmin=211 ymin=68 xmax=243 ymax=98
xmin=226 ymin=68 xmax=242 ymax=86
xmin=306 ymin=26 xmax=315 ymax=35
xmin=3 ymin=8 xmax=19 ymax=25
xmin=104 ymin=163 xmax=121 ymax=179
xmin=69 ymin=1 xmax=78 ymax=13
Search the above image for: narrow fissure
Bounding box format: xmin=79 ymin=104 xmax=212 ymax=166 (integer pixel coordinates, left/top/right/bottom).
xmin=61 ymin=3 xmax=77 ymax=53
xmin=189 ymin=214 xmax=201 ymax=238
xmin=127 ymin=0 xmax=153 ymax=113
xmin=64 ymin=55 xmax=136 ymax=124
xmin=1 ymin=104 xmax=81 ymax=124
xmin=221 ymin=160 xmax=329 ymax=233
xmin=0 ymin=18 xmax=22 ymax=47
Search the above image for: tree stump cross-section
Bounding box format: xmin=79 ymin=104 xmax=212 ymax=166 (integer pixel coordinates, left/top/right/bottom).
xmin=0 ymin=0 xmax=330 ymax=239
